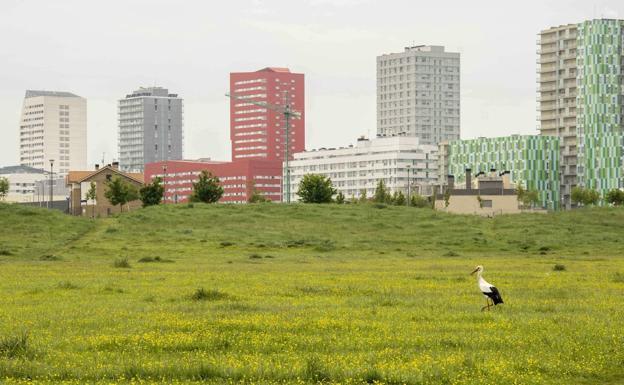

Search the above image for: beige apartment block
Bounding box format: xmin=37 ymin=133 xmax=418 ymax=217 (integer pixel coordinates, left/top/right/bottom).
xmin=537 ymin=24 xmax=578 ymax=208
xmin=19 ymin=90 xmax=87 ymax=176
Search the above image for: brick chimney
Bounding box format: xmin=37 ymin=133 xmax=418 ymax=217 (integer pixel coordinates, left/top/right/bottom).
xmin=111 ymin=161 xmax=119 ymax=170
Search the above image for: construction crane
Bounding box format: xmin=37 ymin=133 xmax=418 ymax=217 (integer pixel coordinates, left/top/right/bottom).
xmin=225 ymin=91 xmax=301 ymax=203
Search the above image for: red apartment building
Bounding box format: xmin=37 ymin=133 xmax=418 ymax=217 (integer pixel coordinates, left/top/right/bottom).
xmin=144 ymin=159 xmax=282 ymax=203
xmin=143 ymin=67 xmax=304 ymax=203
xmin=230 ymin=67 xmax=305 ymax=162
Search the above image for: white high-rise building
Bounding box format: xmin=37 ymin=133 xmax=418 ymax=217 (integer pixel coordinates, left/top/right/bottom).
xmin=377 ymin=45 xmax=460 ymax=145
xmin=19 ymin=91 xmax=87 ymax=176
xmin=286 ymin=136 xmax=438 ymax=202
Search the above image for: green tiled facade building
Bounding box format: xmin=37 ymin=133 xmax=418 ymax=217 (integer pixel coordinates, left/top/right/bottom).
xmin=577 ymin=19 xmax=624 ymax=196
xmin=447 ymin=135 xmax=560 ymax=210
xmin=539 ymin=19 xmax=624 ymax=207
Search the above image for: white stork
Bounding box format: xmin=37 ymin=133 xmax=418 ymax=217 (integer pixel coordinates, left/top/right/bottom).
xmin=471 ymin=265 xmax=504 ymax=311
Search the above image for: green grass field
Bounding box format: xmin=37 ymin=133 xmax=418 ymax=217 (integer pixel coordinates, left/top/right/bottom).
xmin=1 ymin=202 xmax=623 ymax=385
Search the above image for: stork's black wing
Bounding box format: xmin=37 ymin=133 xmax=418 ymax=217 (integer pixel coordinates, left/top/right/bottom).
xmin=484 ymin=286 xmax=504 ymax=305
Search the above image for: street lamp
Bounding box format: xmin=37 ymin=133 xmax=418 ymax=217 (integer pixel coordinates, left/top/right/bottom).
xmin=406 ymin=164 xmax=411 ymax=206
xmin=49 ymin=159 xmax=54 ymax=209
xmin=162 ymin=163 xmax=168 ymax=204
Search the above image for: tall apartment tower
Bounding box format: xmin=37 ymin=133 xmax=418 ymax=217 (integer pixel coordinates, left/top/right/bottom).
xmin=118 ymin=87 xmax=184 ymax=173
xmin=229 ymin=67 xmax=305 ymax=162
xmin=538 ymin=19 xmax=624 ymax=208
xmin=19 ymin=91 xmax=87 ymax=175
xmin=377 ymin=45 xmax=460 ymax=145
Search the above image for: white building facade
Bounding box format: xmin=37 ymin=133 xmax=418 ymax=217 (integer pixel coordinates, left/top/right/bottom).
xmin=377 ymin=45 xmax=460 ymax=145
xmin=19 ymin=91 xmax=87 ymax=176
xmin=285 ymin=136 xmax=438 ymax=202
xmin=0 ymin=165 xmax=67 ymax=203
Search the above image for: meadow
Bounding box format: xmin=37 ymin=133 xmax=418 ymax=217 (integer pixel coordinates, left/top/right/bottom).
xmin=0 ymin=202 xmax=623 ymax=384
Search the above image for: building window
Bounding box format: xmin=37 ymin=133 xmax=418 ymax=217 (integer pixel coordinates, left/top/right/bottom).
xmin=481 ymin=200 xmax=493 ymax=208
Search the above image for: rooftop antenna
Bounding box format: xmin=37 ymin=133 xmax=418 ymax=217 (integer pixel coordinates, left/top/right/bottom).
xmin=102 ymin=152 xmax=105 ymax=166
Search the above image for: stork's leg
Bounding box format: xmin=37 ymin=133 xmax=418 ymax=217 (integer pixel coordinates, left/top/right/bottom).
xmin=481 ymin=299 xmax=489 ymax=311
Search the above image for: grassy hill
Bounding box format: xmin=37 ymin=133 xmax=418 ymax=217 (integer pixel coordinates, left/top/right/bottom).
xmin=1 ymin=203 xmax=623 ymax=384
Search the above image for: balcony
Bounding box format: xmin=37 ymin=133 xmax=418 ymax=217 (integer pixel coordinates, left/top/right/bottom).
xmin=538 ymin=74 xmax=557 ymax=83
xmin=537 ymin=45 xmax=557 ymax=55
xmin=538 ymin=35 xmax=558 ymax=45
xmin=540 ymin=85 xmax=558 ymax=92
xmin=538 ymin=56 xmax=557 ymax=64
xmin=537 ymin=94 xmax=557 ymax=102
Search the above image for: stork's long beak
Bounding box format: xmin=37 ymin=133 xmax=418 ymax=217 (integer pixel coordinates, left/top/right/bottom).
xmin=470 ymin=268 xmax=479 ymax=275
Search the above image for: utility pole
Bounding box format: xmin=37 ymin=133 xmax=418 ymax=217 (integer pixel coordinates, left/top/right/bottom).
xmin=406 ymin=164 xmax=411 ymax=206
xmin=162 ymin=163 xmax=168 ymax=204
xmin=282 ymin=91 xmax=292 ymax=203
xmin=49 ymin=159 xmax=54 ymax=209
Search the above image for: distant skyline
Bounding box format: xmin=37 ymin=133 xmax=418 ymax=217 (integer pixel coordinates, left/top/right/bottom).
xmin=0 ymin=0 xmax=621 ymax=168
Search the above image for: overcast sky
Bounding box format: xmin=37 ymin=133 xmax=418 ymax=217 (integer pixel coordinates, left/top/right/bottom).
xmin=0 ymin=0 xmax=621 ymax=167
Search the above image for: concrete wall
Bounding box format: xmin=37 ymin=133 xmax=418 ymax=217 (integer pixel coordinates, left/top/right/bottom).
xmin=435 ymin=194 xmax=521 ymax=216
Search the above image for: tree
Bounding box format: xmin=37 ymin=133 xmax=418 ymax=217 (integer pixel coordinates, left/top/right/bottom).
xmin=571 ymin=187 xmax=584 ymax=206
xmin=191 ymin=170 xmax=223 ymax=203
xmin=571 ymin=187 xmax=600 ymax=207
xmin=517 ymin=185 xmax=540 ymax=209
xmin=86 ymin=181 xmax=97 ymax=218
xmin=0 ymin=177 xmax=8 ymax=201
xmin=296 ymin=174 xmax=336 ymax=203
xmin=394 ymin=191 xmax=406 ymax=206
xmin=335 ymin=191 xmax=345 ymax=204
xmin=373 ymin=180 xmax=391 ymax=203
xmin=359 ymin=189 xmax=368 ymax=203
xmin=585 ymin=189 xmax=600 ymax=206
xmin=443 ymin=188 xmax=451 ymax=208
xmin=104 ymin=177 xmax=139 ymax=213
xmin=139 ymin=177 xmax=164 ymax=207
xmin=247 ymin=180 xmax=270 ymax=203
xmin=606 ymin=189 xmax=624 ymax=206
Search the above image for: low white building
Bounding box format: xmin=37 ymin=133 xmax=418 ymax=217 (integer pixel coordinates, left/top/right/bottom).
xmin=285 ymin=136 xmax=438 ymax=202
xmin=0 ymin=165 xmax=67 ymax=203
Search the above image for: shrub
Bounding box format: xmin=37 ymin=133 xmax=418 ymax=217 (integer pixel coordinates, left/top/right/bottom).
xmin=57 ymin=281 xmax=79 ymax=289
xmin=113 ymin=257 xmax=131 ymax=268
xmin=0 ymin=247 xmax=13 ymax=256
xmin=296 ymin=174 xmax=336 ymax=203
xmin=553 ymin=264 xmax=566 ymax=271
xmin=191 ymin=288 xmax=229 ymax=301
xmin=571 ymin=187 xmax=600 ymax=206
xmin=220 ymin=241 xmax=234 ymax=247
xmin=39 ymin=254 xmax=62 ymax=261
xmin=335 ymin=191 xmax=345 ymax=204
xmin=314 ymin=240 xmax=336 ymax=252
xmin=137 ymin=256 xmax=173 ymax=263
xmin=410 ymin=194 xmax=430 ymax=208
xmin=0 ymin=332 xmax=30 ymax=359
xmin=606 ymin=189 xmax=624 ymax=206
xmin=249 ymin=253 xmax=263 ymax=259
